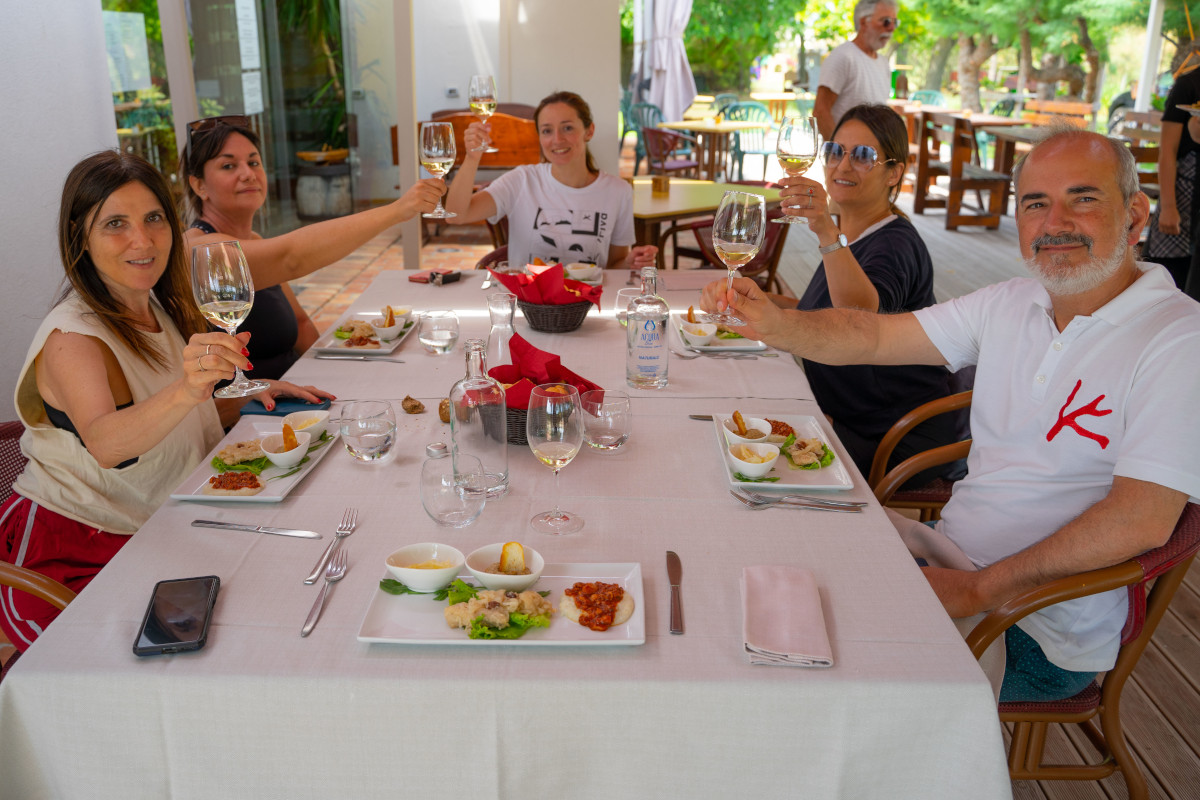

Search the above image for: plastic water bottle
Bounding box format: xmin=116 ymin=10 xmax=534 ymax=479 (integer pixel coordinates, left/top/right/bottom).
xmin=626 ymin=266 xmax=669 ymax=389
xmin=449 ymin=339 xmax=509 ymax=497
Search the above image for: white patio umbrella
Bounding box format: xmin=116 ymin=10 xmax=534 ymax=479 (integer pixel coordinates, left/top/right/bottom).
xmin=646 ymin=0 xmax=697 ymax=122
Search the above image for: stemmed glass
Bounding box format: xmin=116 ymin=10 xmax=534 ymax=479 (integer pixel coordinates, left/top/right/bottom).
xmin=468 ymin=74 xmax=499 ymax=153
xmin=774 ymin=116 xmax=819 ymax=224
xmin=191 ymin=240 xmax=268 ymax=398
xmin=526 ymin=384 xmax=584 ymax=535
xmin=703 ymin=191 xmax=766 ymax=327
xmin=420 ymin=122 xmax=457 ymax=219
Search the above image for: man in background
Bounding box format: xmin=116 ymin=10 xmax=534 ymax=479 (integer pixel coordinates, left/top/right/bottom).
xmin=814 ymin=0 xmax=898 ymax=139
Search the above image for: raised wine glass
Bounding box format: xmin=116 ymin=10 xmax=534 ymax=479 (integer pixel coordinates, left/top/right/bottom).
xmin=468 ymin=74 xmax=499 ymax=153
xmin=774 ymin=116 xmax=819 ymax=224
xmin=420 ymin=122 xmax=457 ymax=219
xmin=526 ymin=383 xmax=585 ymax=535
xmin=191 ymin=240 xmax=269 ymax=398
xmin=703 ymin=191 xmax=766 ymax=327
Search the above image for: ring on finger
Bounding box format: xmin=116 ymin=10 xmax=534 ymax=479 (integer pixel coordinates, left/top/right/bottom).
xmin=205 ymin=344 xmax=212 ymax=356
xmin=197 ymin=356 xmax=206 ymax=372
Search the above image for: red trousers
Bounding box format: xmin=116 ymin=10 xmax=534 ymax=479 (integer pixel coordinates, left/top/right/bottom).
xmin=0 ymin=494 xmax=129 ymax=652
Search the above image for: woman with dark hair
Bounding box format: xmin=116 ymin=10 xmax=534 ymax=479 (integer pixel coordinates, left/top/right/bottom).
xmin=703 ymin=104 xmax=958 ymax=482
xmin=182 ymin=116 xmax=445 ymax=378
xmin=0 ymin=151 xmax=327 ymax=653
xmin=444 ymin=91 xmax=656 ymax=270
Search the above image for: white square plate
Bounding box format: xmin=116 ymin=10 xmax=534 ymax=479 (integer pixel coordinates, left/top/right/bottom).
xmin=312 ymin=312 xmax=415 ymax=354
xmin=714 ymin=413 xmax=853 ymax=491
xmin=357 ymin=562 xmax=645 ymax=646
xmin=169 ymin=416 xmax=340 ymax=503
xmin=672 ymin=314 xmax=767 ymax=351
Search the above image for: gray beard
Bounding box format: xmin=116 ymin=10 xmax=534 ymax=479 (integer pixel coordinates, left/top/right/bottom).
xmin=1023 ymin=233 xmax=1128 ymax=296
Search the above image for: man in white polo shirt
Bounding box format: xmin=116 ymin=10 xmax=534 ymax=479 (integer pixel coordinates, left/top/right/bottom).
xmin=814 ymin=0 xmax=898 ymax=139
xmin=702 ymin=126 xmax=1200 ymax=701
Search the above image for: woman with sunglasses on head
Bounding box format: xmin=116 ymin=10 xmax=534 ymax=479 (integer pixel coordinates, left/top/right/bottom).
xmin=0 ymin=151 xmax=329 ymax=658
xmin=182 ymin=116 xmax=445 ymax=379
xmin=443 ymin=91 xmax=656 ymax=271
xmin=702 ymin=104 xmax=959 ymax=484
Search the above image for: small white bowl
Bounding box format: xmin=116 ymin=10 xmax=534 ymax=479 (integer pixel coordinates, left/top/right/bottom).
xmin=282 ymin=409 xmax=330 ymax=441
xmin=465 ymin=543 xmax=545 ymax=592
xmin=384 ymin=306 xmax=413 ymax=326
xmin=371 ymin=318 xmax=404 ymax=341
xmin=385 ymin=543 xmax=465 ymax=593
xmin=260 ymin=430 xmax=312 ymax=469
xmin=680 ymin=321 xmax=717 ymax=347
xmin=722 ymin=416 xmax=772 ymax=446
xmin=564 ymin=263 xmax=601 ymax=282
xmin=729 ymin=442 xmax=781 ymax=479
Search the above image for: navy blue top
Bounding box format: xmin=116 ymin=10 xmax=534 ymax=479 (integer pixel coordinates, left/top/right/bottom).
xmin=190 ymin=220 xmax=299 ymax=380
xmin=797 ymin=216 xmax=951 ymax=442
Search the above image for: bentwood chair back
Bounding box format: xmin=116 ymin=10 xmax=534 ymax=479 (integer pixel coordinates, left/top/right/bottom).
xmin=642 ymin=128 xmax=699 ymax=177
xmin=474 ymin=246 xmax=509 ymax=271
xmin=629 ymin=103 xmax=665 ymax=176
xmin=655 ymin=205 xmax=790 ymax=292
xmin=967 ymin=502 xmax=1200 ymax=800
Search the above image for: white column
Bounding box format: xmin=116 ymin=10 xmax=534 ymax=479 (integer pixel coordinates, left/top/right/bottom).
xmin=395 ymin=0 xmax=421 ymax=270
xmin=1137 ymin=0 xmax=1166 ymax=112
xmin=158 ymin=0 xmax=199 ymax=159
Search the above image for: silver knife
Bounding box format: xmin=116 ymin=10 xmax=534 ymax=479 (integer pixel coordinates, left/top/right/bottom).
xmin=666 ymin=551 xmax=684 ymax=635
xmin=192 ymin=520 xmax=321 ymax=539
xmin=314 ymin=354 xmax=405 ymax=363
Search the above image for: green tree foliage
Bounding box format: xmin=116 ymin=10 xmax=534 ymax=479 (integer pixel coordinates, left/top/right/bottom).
xmin=685 ymin=0 xmax=807 ymax=91
xmin=277 ymin=0 xmax=346 ymax=148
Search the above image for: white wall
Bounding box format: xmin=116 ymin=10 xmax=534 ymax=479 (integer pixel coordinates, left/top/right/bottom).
xmin=0 ymin=5 xmax=117 ymax=419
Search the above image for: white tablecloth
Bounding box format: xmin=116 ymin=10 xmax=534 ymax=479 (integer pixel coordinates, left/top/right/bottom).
xmin=0 ymin=270 xmax=1010 ymax=800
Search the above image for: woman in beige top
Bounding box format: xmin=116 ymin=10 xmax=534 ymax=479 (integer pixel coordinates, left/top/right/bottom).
xmin=0 ymin=151 xmax=327 ymax=655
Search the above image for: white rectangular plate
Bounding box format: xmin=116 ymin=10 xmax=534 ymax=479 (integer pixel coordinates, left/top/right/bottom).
xmin=357 ymin=562 xmax=645 ymax=646
xmin=714 ymin=413 xmax=853 ymax=491
xmin=313 ymin=312 xmax=415 ymax=354
xmin=169 ymin=417 xmax=340 ymax=503
xmin=672 ymin=314 xmax=767 ymax=351
xmin=1178 ymin=104 xmax=1200 ymax=118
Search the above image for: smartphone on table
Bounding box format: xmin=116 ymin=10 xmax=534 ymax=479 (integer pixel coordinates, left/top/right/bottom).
xmin=132 ymin=576 xmax=220 ymax=657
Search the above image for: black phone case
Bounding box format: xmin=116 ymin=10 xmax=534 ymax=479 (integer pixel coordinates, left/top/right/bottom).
xmin=132 ymin=575 xmax=220 ymax=656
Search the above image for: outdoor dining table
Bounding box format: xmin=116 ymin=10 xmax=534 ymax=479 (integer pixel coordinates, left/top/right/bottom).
xmin=659 ymin=118 xmax=772 ymax=181
xmin=631 ymin=177 xmax=783 ymax=267
xmin=0 ymin=271 xmax=1011 ymax=800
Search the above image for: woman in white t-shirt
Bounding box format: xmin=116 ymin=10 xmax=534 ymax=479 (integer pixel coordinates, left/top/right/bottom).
xmin=445 ymin=91 xmax=656 ymax=270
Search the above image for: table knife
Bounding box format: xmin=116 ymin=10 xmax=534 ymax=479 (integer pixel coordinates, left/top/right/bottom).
xmin=192 ymin=520 xmax=321 ymax=539
xmin=666 ymin=550 xmax=684 ymax=634
xmin=314 ymin=354 xmax=405 ymax=363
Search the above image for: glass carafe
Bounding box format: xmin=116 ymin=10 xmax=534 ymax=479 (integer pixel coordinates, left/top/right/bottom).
xmin=449 ymin=339 xmax=509 ymax=498
xmin=486 ymin=293 xmax=516 ymax=369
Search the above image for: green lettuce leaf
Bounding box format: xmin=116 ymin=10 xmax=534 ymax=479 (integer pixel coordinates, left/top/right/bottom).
xmin=211 ymin=454 xmax=271 ymax=475
xmin=467 ymin=611 xmax=552 ymax=640
xmin=780 ymin=434 xmax=836 ymax=470
xmin=446 ymin=579 xmax=479 ymax=605
xmin=716 ymin=330 xmax=745 ymax=340
xmin=734 ymin=472 xmax=780 ymax=483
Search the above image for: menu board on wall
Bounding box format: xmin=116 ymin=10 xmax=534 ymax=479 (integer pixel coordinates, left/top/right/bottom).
xmin=103 ymin=11 xmax=152 ymax=94
xmin=235 ymin=0 xmax=261 ymax=71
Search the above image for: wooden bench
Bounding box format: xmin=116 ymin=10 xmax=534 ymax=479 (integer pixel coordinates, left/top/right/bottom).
xmin=912 ymin=111 xmax=1010 ymax=230
xmin=1021 ymin=99 xmax=1095 ymax=129
xmin=1119 ymin=112 xmax=1163 ymax=200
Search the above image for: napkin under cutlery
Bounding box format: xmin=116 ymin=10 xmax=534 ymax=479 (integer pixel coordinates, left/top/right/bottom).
xmin=742 ymin=565 xmax=833 ymax=667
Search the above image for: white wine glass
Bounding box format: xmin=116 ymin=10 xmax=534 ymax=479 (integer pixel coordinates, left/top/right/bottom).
xmin=775 ymin=116 xmax=819 ymax=224
xmin=468 ymin=74 xmax=499 ymax=153
xmin=704 ymin=191 xmax=766 ymax=327
xmin=526 ymin=383 xmax=584 ymax=535
xmin=420 ymin=122 xmax=457 ymax=219
xmin=191 ymin=240 xmax=268 ymax=398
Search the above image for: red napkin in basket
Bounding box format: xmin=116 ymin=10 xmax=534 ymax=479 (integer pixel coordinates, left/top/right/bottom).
xmin=488 ymin=333 xmax=602 ymax=410
xmin=489 ymin=264 xmax=603 ymax=307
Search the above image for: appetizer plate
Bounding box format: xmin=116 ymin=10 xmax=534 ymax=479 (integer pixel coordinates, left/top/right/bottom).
xmin=1178 ymin=104 xmax=1200 ymax=118
xmin=713 ymin=414 xmax=853 ymax=491
xmin=169 ymin=417 xmax=339 ymax=503
xmin=312 ymin=311 xmax=416 ymax=354
xmin=357 ymin=562 xmax=645 ymax=646
xmin=672 ymin=314 xmax=767 ymax=352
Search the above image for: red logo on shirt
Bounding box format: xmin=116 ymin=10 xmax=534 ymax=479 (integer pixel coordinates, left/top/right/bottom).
xmin=1046 ymin=379 xmax=1111 ymax=449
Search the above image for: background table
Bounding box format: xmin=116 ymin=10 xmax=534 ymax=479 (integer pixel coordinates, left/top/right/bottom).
xmin=659 ymin=119 xmax=771 ymax=181
xmin=631 ymin=178 xmax=783 ymax=265
xmin=0 ymin=272 xmax=1011 ymax=800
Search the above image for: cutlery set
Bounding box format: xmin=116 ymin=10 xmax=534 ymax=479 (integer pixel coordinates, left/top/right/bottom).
xmin=730 ymin=489 xmax=866 ymax=513
xmin=315 ymin=354 xmax=406 ymax=363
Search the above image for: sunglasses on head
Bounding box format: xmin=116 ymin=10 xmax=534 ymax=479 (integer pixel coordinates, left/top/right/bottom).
xmin=186 ymin=115 xmax=252 ymax=149
xmin=821 ymin=142 xmax=897 ymax=171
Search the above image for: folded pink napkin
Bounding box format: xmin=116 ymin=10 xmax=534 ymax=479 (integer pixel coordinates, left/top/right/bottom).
xmin=742 ymin=565 xmax=834 ymax=667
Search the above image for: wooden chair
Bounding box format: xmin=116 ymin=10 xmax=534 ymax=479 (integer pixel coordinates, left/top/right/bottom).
xmin=642 ymin=128 xmax=699 ymax=177
xmin=432 ymin=103 xmax=536 ymax=121
xmin=1022 ymin=99 xmax=1095 ymax=129
xmin=914 ymin=112 xmax=1010 ymax=230
xmin=1118 ymin=111 xmax=1163 ymax=200
xmin=474 ymin=246 xmax=508 ymax=271
xmin=392 ymin=113 xmax=540 ymax=172
xmin=654 ymin=206 xmax=791 ymax=292
xmin=868 ymin=390 xmax=972 ymax=522
xmin=967 ymin=502 xmax=1200 ymax=800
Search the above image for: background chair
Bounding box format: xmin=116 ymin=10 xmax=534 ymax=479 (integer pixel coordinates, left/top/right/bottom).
xmin=474 ymin=245 xmax=508 ymax=271
xmin=725 ymin=101 xmax=774 ymax=181
xmin=654 ymin=205 xmax=790 ymax=292
xmin=629 ymin=102 xmax=664 ymax=176
xmin=619 ymin=89 xmax=635 ymax=154
xmin=642 ymin=128 xmax=699 ymax=177
xmin=976 ymin=98 xmax=1017 ymax=164
xmin=713 ymin=92 xmax=739 ymax=116
xmin=910 ymin=89 xmax=946 ymax=106
xmin=913 ymin=111 xmax=1009 ymax=229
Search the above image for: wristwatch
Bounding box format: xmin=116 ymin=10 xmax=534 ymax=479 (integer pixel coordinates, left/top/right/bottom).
xmin=819 ymin=233 xmax=849 ymax=255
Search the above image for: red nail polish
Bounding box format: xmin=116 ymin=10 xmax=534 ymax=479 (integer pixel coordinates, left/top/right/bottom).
xmin=246 ymin=362 xmax=254 ymax=371
xmin=242 ymin=348 xmax=250 ymax=356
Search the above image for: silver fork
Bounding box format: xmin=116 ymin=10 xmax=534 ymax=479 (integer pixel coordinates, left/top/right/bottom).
xmin=671 ymin=349 xmax=754 ymax=361
xmin=729 ymin=490 xmax=863 ymax=513
xmin=740 ymin=488 xmax=868 ymax=508
xmin=300 ymin=547 xmax=348 ymax=637
xmin=304 ymin=508 xmax=357 ymax=584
